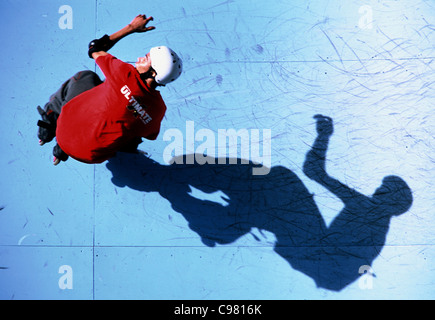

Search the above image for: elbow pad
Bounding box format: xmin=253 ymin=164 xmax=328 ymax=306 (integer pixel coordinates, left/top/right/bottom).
xmin=88 ymin=34 xmax=114 ymax=58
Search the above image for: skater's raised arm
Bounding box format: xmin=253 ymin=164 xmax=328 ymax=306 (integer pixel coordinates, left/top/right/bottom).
xmin=89 ymin=14 xmax=155 ymax=60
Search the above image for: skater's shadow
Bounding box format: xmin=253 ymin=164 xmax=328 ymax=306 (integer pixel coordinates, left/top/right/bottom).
xmin=106 ymin=150 xmax=412 ymax=291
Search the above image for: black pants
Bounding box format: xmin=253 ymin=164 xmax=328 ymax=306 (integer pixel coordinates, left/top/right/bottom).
xmin=38 ymin=70 xmax=103 ymax=161
xmin=43 ymin=70 xmax=103 ymax=116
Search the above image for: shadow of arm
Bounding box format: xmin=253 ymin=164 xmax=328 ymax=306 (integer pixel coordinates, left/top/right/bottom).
xmin=303 ymin=115 xmax=361 ymax=202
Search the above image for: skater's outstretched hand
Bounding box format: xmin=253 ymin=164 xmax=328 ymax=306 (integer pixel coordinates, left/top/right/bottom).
xmin=129 ymin=14 xmax=155 ymax=33
xmin=314 ymin=114 xmax=333 ymax=137
xmin=90 ymin=14 xmax=155 ymax=60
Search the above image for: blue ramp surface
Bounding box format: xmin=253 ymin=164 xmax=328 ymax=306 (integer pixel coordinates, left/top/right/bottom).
xmin=0 ymin=0 xmax=434 ymax=299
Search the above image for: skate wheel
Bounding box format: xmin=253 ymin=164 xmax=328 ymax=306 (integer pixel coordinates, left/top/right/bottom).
xmin=53 ymin=157 xmax=61 ymax=166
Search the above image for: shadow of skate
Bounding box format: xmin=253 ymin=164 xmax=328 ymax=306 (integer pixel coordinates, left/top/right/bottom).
xmin=106 ymin=150 xmax=412 ymax=291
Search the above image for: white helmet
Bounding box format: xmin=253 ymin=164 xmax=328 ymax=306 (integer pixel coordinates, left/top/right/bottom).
xmin=150 ymin=46 xmax=183 ymax=85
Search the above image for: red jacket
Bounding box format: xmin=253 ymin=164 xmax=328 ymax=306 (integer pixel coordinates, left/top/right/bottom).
xmin=56 ymin=54 xmax=166 ymax=163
